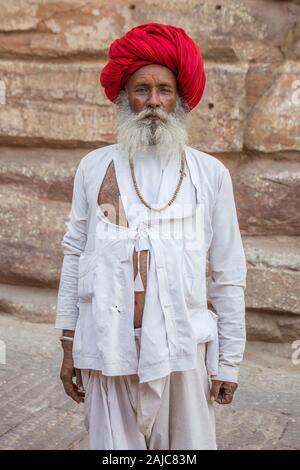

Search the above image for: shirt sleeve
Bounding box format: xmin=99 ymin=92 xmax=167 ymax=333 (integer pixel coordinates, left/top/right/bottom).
xmin=55 ymin=160 xmax=88 ymax=330
xmin=207 ymin=167 xmax=247 ymax=383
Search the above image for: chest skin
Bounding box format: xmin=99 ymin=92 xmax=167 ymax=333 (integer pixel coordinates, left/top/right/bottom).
xmin=97 ymin=161 xmax=148 ymax=327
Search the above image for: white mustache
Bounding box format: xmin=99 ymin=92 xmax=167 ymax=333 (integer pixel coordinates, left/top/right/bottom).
xmin=136 ymin=108 xmax=168 ymax=123
xmin=116 ymin=90 xmax=188 ymax=162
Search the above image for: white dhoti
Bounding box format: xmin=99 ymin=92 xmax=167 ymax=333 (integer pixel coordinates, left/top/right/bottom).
xmin=81 ymin=329 xmax=217 ymax=450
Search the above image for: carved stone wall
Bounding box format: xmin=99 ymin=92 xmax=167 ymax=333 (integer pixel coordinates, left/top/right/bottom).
xmin=0 ymin=0 xmax=299 ymax=341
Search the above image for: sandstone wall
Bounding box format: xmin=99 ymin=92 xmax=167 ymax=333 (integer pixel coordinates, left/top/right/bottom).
xmin=0 ymin=0 xmax=299 ymax=341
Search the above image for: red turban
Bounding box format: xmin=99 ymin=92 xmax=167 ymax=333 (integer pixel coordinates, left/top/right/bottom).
xmin=99 ymin=23 xmax=206 ymax=111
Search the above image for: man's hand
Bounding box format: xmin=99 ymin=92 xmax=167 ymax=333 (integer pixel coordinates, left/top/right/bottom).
xmin=210 ymin=380 xmax=237 ymax=405
xmin=59 ymin=342 xmax=85 ymax=404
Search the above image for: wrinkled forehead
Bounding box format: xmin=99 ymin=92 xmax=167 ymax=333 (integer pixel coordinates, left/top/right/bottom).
xmin=125 ymin=64 xmax=177 ymax=89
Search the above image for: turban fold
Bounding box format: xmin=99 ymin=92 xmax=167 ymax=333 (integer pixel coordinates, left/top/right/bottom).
xmin=99 ymin=23 xmax=206 ymax=111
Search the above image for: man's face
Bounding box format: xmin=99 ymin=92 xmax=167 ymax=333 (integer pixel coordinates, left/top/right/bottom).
xmin=126 ymin=64 xmax=177 ymax=115
xmin=116 ymin=65 xmax=188 ymax=163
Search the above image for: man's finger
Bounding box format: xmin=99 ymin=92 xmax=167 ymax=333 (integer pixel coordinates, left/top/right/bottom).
xmin=215 ymin=391 xmax=234 ymax=405
xmin=214 ymin=381 xmax=237 ymax=405
xmin=75 ymin=368 xmax=85 ymax=394
xmin=67 ymin=383 xmax=84 ymax=404
xmin=210 ymin=380 xmax=222 ymax=403
xmin=71 ymin=382 xmax=85 ymax=403
xmin=62 ymin=379 xmax=80 ymax=402
xmin=61 ymin=372 xmax=84 ymax=403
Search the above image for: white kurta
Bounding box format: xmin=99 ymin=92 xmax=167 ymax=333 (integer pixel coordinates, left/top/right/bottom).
xmin=126 ymin=146 xmax=190 ymax=292
xmin=82 ymin=147 xmax=216 ymax=450
xmin=79 ymin=149 xmax=216 ymax=449
xmin=55 ymin=144 xmax=247 ymax=384
xmin=55 ymin=143 xmax=247 ymax=450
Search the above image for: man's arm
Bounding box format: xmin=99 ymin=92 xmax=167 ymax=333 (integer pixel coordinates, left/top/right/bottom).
xmin=55 ymin=160 xmax=88 ymax=403
xmin=207 ymin=167 xmax=247 ymax=399
xmin=55 ymin=160 xmax=88 ymax=330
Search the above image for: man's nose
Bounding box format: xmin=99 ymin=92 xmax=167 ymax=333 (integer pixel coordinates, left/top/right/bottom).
xmin=147 ymin=89 xmax=161 ymax=108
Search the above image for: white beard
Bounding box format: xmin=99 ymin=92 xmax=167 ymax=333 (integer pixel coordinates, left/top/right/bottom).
xmin=116 ymin=91 xmax=189 ymax=164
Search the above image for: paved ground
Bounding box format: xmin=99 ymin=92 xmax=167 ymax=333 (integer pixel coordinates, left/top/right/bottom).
xmin=0 ymin=313 xmax=299 ymax=450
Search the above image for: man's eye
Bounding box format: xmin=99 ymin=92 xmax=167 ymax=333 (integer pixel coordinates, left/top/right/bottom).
xmin=136 ymin=88 xmax=147 ymax=92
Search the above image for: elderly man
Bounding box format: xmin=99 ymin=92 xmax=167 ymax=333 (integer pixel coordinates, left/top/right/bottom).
xmin=55 ymin=23 xmax=247 ymax=450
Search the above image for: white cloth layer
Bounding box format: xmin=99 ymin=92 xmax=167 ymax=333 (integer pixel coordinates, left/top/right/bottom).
xmin=81 ymin=327 xmax=217 ymax=450
xmin=127 ymin=146 xmax=196 ymax=292
xmin=55 ymin=144 xmax=247 ymax=383
xmin=131 ymin=145 xmax=168 ymax=292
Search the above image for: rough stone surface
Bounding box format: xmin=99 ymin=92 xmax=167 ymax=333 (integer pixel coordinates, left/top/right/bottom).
xmin=0 ymin=146 xmax=85 ymax=201
xmin=0 ymin=0 xmax=299 ymax=62
xmin=0 ymin=2 xmax=299 ymax=343
xmin=234 ymin=157 xmax=300 ymax=236
xmin=0 ymin=283 xmax=57 ymax=323
xmin=0 ymin=314 xmax=299 ymax=450
xmin=244 ymin=236 xmax=300 ymax=315
xmin=0 ymin=184 xmax=67 ymax=287
xmin=246 ymin=310 xmax=300 ymax=342
xmin=0 ymin=60 xmax=116 ymax=147
xmin=245 ymin=61 xmax=300 ymax=152
xmin=189 ymin=63 xmax=248 ymax=153
xmin=0 ymin=60 xmax=247 ymax=152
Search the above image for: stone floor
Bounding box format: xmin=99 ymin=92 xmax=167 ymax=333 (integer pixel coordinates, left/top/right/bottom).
xmin=0 ymin=313 xmax=299 ymax=450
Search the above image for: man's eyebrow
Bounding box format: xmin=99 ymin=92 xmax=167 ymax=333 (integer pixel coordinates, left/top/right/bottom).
xmin=134 ymin=82 xmax=174 ymax=88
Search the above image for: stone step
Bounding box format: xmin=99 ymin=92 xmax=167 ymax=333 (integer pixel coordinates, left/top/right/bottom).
xmin=234 ymin=157 xmax=300 ymax=236
xmin=0 ymin=314 xmax=87 ymax=450
xmin=1 ymin=314 xmax=299 ymax=450
xmin=0 ymin=0 xmax=295 ymax=64
xmin=244 ymin=236 xmax=300 ymax=315
xmin=0 ymin=234 xmax=299 ymax=340
xmin=0 ymin=283 xmax=57 ymax=323
xmin=0 ymin=59 xmax=247 ymax=152
xmin=0 ymin=146 xmax=86 ymax=203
